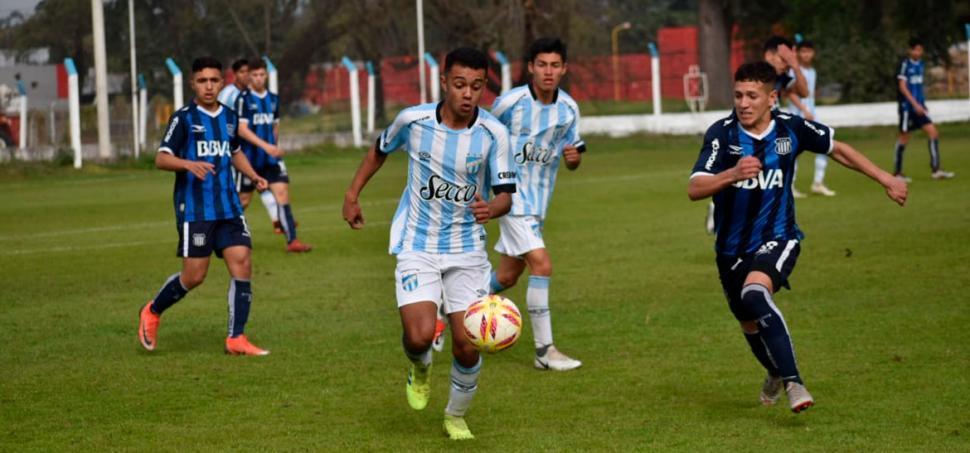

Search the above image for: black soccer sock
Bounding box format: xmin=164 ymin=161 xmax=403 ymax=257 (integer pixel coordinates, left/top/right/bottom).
xmin=741 ymin=284 xmax=803 ymax=385
xmin=893 ymin=141 xmax=906 ymax=175
xmin=928 ymin=139 xmax=940 ymax=172
xmin=744 ymin=331 xmax=780 ymax=376
xmin=227 ymin=279 xmax=252 ymax=338
xmin=279 ymin=204 xmax=297 ymax=243
xmin=150 ymin=272 xmax=189 ymax=314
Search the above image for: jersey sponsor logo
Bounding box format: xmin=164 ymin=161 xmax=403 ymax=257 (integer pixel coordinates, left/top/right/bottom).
xmin=164 ymin=116 xmax=179 ymax=142
xmin=191 ymin=125 xmax=206 ymax=134
xmin=732 ymin=169 xmax=785 ymax=190
xmin=252 ymin=113 xmax=275 ymax=125
xmin=775 ymin=137 xmax=792 ymax=155
xmin=909 ymin=75 xmax=923 ymax=84
xmin=803 ymin=120 xmax=826 ymax=136
xmin=515 ymin=142 xmax=554 ymax=165
xmin=419 ymin=174 xmax=478 ymax=204
xmin=196 ymin=140 xmax=233 ymax=157
xmin=705 ymin=138 xmax=720 ymax=171
xmin=497 ymin=171 xmax=517 ymax=180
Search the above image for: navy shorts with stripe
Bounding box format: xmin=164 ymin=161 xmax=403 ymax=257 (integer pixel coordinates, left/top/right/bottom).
xmin=716 ymin=239 xmax=800 ymax=321
xmin=176 ymin=217 xmax=252 ymax=258
xmin=898 ymin=108 xmax=932 ymax=133
xmin=236 ymin=161 xmax=289 ymax=193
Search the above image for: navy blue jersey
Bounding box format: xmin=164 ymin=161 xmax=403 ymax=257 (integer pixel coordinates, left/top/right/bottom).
xmin=896 ymin=58 xmax=925 ymax=112
xmin=237 ymin=89 xmax=280 ymax=169
xmin=690 ymin=110 xmax=835 ymax=255
xmin=159 ymin=103 xmax=243 ymax=223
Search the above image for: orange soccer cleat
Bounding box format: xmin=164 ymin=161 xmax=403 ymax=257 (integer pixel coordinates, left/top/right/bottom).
xmin=225 ymin=335 xmax=270 ymax=356
xmin=138 ymin=302 xmax=160 ymax=351
xmin=286 ymin=239 xmax=313 ymax=253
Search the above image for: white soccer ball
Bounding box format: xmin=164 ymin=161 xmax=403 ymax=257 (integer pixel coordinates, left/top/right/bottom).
xmin=462 ymin=295 xmax=522 ymax=353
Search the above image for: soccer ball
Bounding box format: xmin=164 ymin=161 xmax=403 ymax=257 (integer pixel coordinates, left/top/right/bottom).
xmin=462 ymin=295 xmax=522 ymax=353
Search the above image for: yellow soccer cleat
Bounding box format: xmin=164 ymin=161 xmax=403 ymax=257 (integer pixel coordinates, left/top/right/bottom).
xmin=443 ymin=414 xmax=474 ymax=440
xmin=406 ymin=364 xmax=431 ymax=410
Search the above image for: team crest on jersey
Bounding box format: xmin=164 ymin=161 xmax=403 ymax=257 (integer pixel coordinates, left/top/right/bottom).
xmin=192 ymin=233 xmax=206 ymax=247
xmin=400 ymin=271 xmax=419 ymax=292
xmin=775 ymin=137 xmax=792 ymax=155
xmin=226 ymin=123 xmax=235 ymax=136
xmin=466 ymin=153 xmax=483 ymax=174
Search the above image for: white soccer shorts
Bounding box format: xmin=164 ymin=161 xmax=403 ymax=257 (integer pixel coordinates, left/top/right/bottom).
xmin=394 ymin=250 xmax=491 ymax=314
xmin=494 ymin=215 xmax=546 ymax=258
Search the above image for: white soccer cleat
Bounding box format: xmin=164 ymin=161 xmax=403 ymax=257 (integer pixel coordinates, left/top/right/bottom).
xmin=759 ymin=374 xmax=783 ymax=406
xmin=811 ymin=183 xmax=836 ymax=197
xmin=792 ymin=187 xmax=807 ymax=199
xmin=894 ymin=174 xmax=912 ymax=183
xmin=534 ymin=345 xmax=582 ymax=371
xmin=785 ymin=381 xmax=815 ymax=413
xmin=931 ymin=170 xmax=955 ymax=180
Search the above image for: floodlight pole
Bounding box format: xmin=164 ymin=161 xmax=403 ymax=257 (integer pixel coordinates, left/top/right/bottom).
xmin=166 ymin=58 xmax=183 ymax=110
xmin=425 ymin=52 xmax=439 ymax=103
xmin=92 ymin=0 xmax=112 ymax=158
xmin=965 ymin=24 xmax=970 ymax=104
xmin=263 ymin=56 xmax=278 ymax=94
xmin=16 ymin=80 xmax=26 ymax=151
xmin=494 ymin=51 xmax=511 ymax=94
xmin=65 ymin=58 xmax=81 ymax=168
xmin=611 ymin=21 xmax=632 ymax=101
xmin=416 ymin=0 xmax=426 ymax=103
xmin=342 ymin=56 xmax=362 ymax=147
xmin=138 ymin=74 xmax=147 ymax=150
xmin=128 ymin=0 xmax=139 ymax=158
xmin=648 ymin=42 xmax=661 ymax=116
xmin=366 ymin=61 xmax=376 ymax=134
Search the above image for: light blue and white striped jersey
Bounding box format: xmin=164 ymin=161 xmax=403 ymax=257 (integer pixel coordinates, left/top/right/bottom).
xmin=787 ymin=66 xmax=816 ymax=117
xmin=380 ymin=103 xmax=516 ymax=255
xmin=217 ymin=84 xmax=241 ymax=109
xmin=491 ymin=85 xmax=584 ymax=218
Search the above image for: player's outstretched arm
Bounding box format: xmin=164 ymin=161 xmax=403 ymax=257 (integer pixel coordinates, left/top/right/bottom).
xmin=830 ymin=140 xmax=908 ymax=206
xmin=343 ymin=145 xmax=388 ymax=229
xmin=231 ymin=151 xmax=268 ymax=191
xmin=155 ymin=151 xmax=214 ymax=180
xmin=238 ymin=121 xmax=283 ymax=158
xmin=688 ymin=156 xmax=762 ymax=201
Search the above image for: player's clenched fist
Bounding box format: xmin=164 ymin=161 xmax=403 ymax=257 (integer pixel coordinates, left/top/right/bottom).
xmin=470 ymin=193 xmax=491 ymax=224
xmin=731 ymin=156 xmax=763 ymax=182
xmin=343 ymin=196 xmax=365 ymax=229
xmin=562 ymin=145 xmax=581 ymax=169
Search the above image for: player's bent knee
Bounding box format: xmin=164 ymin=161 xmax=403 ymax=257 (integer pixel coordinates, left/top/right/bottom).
xmin=496 ymin=271 xmax=520 ymax=289
xmin=740 ymin=284 xmax=772 ymax=319
xmin=180 ymin=272 xmax=206 ymax=289
xmin=403 ymin=329 xmax=434 ymax=353
xmin=530 ymin=261 xmax=552 ymax=277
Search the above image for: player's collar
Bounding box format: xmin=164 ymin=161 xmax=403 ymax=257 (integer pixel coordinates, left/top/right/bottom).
xmin=193 ymin=102 xmax=223 ymax=118
xmin=908 ymin=58 xmax=920 ymax=64
xmin=528 ymin=82 xmax=559 ymax=104
xmin=739 ymin=119 xmax=776 ymax=141
xmin=250 ymin=89 xmax=269 ymax=99
xmin=435 ymin=102 xmax=479 ymax=129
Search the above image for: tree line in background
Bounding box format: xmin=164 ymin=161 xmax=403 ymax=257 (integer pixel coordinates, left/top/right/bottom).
xmin=0 ymin=0 xmax=967 ymax=113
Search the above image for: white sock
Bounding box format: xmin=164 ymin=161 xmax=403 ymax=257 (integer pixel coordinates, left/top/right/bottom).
xmin=814 ymin=154 xmax=828 ymax=185
xmin=260 ymin=190 xmax=279 ymax=222
xmin=445 ymin=357 xmax=481 ymax=417
xmin=527 ymin=275 xmax=553 ymax=349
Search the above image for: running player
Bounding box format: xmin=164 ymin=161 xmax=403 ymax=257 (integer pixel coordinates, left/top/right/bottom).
xmin=488 ymin=37 xmax=583 ymax=371
xmin=138 ymin=57 xmax=270 ymax=356
xmin=342 ymin=48 xmax=516 ymax=440
xmin=786 ymin=40 xmax=836 ymax=196
xmin=688 ymin=62 xmax=907 ymax=413
xmin=237 ymin=59 xmax=312 ymax=253
xmin=220 ymin=58 xmax=282 ymax=229
xmin=893 ymin=37 xmax=955 ymax=181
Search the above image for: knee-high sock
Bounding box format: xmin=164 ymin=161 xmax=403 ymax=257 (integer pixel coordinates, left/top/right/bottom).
xmin=445 ymin=357 xmax=482 ymax=417
xmin=227 ymin=279 xmax=252 ymax=338
xmin=744 ymin=331 xmax=780 ymax=376
xmin=150 ymin=272 xmax=189 ymax=314
xmin=527 ymin=276 xmax=553 ymax=350
xmin=894 ymin=141 xmax=906 ymax=175
xmin=928 ymin=139 xmax=940 ymax=172
xmin=260 ymin=191 xmax=279 ymax=222
xmin=813 ymin=154 xmax=828 ymax=185
xmin=489 ymin=271 xmax=506 ymax=294
xmin=741 ymin=284 xmax=802 ymax=384
xmin=278 ymin=204 xmax=297 ymax=243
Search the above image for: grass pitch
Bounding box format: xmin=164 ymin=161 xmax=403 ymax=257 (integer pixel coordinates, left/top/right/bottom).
xmin=1 ymin=123 xmax=968 ymax=451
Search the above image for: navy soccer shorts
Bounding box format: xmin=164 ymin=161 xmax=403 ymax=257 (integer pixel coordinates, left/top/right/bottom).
xmin=715 ymin=239 xmax=800 ymax=322
xmin=236 ymin=161 xmax=290 ymax=193
xmin=898 ymin=107 xmax=932 ymax=133
xmin=176 ymin=217 xmax=252 ymax=258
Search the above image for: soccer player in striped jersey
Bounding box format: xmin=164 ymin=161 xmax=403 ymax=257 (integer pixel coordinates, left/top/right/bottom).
xmin=688 ymin=62 xmax=907 ymax=413
xmin=138 ymin=57 xmax=270 ymax=356
xmin=488 ymin=38 xmax=584 ymax=371
xmin=237 ymin=59 xmax=312 ymax=253
xmin=342 ymin=48 xmax=516 ymax=440
xmin=893 ymin=37 xmax=955 ymax=181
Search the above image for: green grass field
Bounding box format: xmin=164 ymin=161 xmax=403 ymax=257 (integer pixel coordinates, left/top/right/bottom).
xmin=1 ymin=123 xmax=968 ymax=451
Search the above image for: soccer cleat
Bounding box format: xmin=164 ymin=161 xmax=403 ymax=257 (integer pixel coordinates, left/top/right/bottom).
xmin=704 ymin=202 xmax=715 ymax=235
xmin=759 ymin=374 xmax=784 ymax=406
xmin=432 ymin=318 xmax=447 ymax=352
xmin=785 ymin=381 xmax=815 ymax=413
xmin=931 ymin=170 xmax=955 ymax=180
xmin=443 ymin=414 xmax=475 ymax=440
xmin=225 ymin=335 xmax=270 ymax=356
xmin=406 ymin=364 xmax=432 ymax=410
xmin=272 ymin=220 xmax=283 ymax=235
xmin=138 ymin=301 xmax=160 ymax=351
xmin=894 ymin=173 xmax=912 ymax=183
xmin=534 ymin=345 xmax=582 ymax=371
xmin=792 ymin=187 xmax=807 ymax=199
xmin=811 ymin=183 xmax=836 ymax=197
xmin=286 ymin=239 xmax=313 ymax=253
